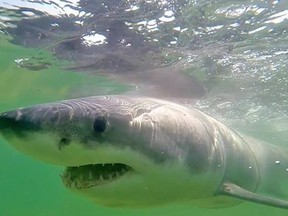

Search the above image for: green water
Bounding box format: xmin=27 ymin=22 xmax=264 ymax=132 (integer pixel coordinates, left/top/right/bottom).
xmin=0 ymin=36 xmax=287 ymax=216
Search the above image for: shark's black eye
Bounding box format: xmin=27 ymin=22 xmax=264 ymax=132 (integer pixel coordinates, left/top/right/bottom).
xmin=93 ymin=116 xmax=107 ymax=134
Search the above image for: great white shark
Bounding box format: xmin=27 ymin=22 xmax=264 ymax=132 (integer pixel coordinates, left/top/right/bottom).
xmin=0 ymin=95 xmax=288 ymax=209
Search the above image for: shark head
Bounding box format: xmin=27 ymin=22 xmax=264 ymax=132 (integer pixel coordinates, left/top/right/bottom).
xmin=0 ymin=96 xmax=225 ymax=207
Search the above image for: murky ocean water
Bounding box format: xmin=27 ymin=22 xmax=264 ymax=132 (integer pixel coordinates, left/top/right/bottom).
xmin=0 ymin=0 xmax=288 ymax=215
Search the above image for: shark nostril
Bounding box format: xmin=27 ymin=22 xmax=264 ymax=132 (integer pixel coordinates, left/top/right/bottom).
xmin=60 ymin=138 xmax=70 ymax=145
xmin=58 ymin=138 xmax=71 ymax=150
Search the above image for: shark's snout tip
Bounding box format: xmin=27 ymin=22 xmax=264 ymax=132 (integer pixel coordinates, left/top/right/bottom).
xmin=0 ymin=111 xmax=18 ymax=130
xmin=0 ymin=110 xmax=38 ymax=132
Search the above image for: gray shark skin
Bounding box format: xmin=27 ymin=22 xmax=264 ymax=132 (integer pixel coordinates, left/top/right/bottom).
xmin=0 ymin=95 xmax=288 ymax=209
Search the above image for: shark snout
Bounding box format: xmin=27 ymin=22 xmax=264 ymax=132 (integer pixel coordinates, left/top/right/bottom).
xmin=0 ymin=110 xmax=40 ymax=133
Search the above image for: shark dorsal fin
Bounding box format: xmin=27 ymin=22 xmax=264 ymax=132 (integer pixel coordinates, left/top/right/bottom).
xmin=219 ymin=182 xmax=288 ymax=209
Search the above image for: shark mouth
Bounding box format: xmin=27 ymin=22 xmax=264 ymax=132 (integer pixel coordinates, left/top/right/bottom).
xmin=61 ymin=163 xmax=132 ymax=189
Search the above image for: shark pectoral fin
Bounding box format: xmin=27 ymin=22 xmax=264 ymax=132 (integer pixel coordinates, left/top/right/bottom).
xmin=219 ymin=182 xmax=288 ymax=209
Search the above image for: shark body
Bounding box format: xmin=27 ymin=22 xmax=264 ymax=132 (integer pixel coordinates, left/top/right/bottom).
xmin=0 ymin=95 xmax=288 ymax=209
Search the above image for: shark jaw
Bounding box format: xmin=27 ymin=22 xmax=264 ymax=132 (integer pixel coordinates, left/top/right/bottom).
xmin=61 ymin=163 xmax=132 ymax=189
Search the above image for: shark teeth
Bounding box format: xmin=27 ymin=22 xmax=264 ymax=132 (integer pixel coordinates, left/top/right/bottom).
xmin=61 ymin=163 xmax=132 ymax=189
xmin=89 ymin=171 xmax=93 ymax=180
